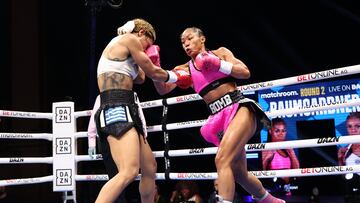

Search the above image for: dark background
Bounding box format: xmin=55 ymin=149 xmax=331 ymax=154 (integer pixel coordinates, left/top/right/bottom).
xmin=0 ymin=0 xmax=359 ymax=202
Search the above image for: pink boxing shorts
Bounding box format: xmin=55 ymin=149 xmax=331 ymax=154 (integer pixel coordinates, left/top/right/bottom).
xmin=200 ymin=90 xmax=270 ymax=146
xmin=201 ymin=103 xmax=239 ymax=146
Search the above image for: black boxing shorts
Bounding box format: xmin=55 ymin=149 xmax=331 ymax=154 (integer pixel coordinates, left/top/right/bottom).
xmin=95 ymin=89 xmax=147 ymax=139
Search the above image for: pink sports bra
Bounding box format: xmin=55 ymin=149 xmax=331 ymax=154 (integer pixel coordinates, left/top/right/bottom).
xmin=189 ymin=51 xmax=233 ymax=97
xmin=270 ymin=151 xmax=291 ymax=170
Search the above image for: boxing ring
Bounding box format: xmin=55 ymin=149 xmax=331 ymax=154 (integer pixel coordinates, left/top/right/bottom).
xmin=0 ymin=64 xmax=359 ymax=202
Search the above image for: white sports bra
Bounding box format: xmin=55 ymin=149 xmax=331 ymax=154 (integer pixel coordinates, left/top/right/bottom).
xmin=97 ymin=36 xmax=139 ymax=79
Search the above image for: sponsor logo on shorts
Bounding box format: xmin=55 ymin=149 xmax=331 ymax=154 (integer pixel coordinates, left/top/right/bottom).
xmin=209 ymin=94 xmax=232 ymax=114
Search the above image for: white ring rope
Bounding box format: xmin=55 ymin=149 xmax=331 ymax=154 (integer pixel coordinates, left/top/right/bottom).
xmin=0 ymin=132 xmax=87 ymax=141
xmin=0 ymin=176 xmax=53 ymax=186
xmin=0 ymin=133 xmax=53 ymax=141
xmin=75 ymin=164 xmax=360 ymax=181
xmin=1 ymin=98 xmax=358 ymax=144
xmin=74 ymin=110 xmax=92 ymax=118
xmin=72 ymin=134 xmax=360 ymax=160
xmin=2 ymin=162 xmax=360 ymax=187
xmin=146 ymin=99 xmax=360 ymax=132
xmin=0 ymin=109 xmax=91 ymax=120
xmin=0 ymin=157 xmax=53 ymax=164
xmin=0 ymin=110 xmax=52 ymax=119
xmin=74 ymin=132 xmax=88 ymax=139
xmin=164 ymin=135 xmax=360 ymax=157
xmin=238 ymin=64 xmax=360 ymax=93
xmin=140 ymin=64 xmax=360 ymax=109
xmin=249 ymin=165 xmax=360 ymax=178
xmin=0 ymin=64 xmax=359 ymax=199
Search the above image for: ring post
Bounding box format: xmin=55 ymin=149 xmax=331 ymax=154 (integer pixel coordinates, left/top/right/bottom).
xmin=52 ymin=102 xmax=77 ymax=202
xmin=161 ymin=102 xmax=171 ymax=180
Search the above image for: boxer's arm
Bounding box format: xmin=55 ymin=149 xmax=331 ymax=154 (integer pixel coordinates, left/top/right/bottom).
xmin=212 ymin=47 xmax=250 ymax=79
xmin=153 ymin=81 xmax=177 ymax=95
xmin=262 ymin=150 xmax=275 ymax=169
xmin=87 ymin=95 xmax=100 ymax=158
xmin=125 ymin=35 xmax=170 ymax=82
xmin=153 ymin=64 xmax=191 ymax=95
xmin=133 ymin=67 xmax=145 ymax=84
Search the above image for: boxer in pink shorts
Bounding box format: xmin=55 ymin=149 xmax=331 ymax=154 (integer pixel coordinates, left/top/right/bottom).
xmin=153 ymin=27 xmax=285 ymax=203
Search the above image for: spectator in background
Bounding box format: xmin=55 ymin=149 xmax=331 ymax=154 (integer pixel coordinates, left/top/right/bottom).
xmin=154 ymin=183 xmax=167 ymax=203
xmin=0 ymin=185 xmax=5 ymax=199
xmin=338 ymin=112 xmax=360 ymax=166
xmin=207 ymin=179 xmax=219 ymax=203
xmin=262 ymin=118 xmax=300 ymax=196
xmin=308 ymin=187 xmax=320 ymax=203
xmin=170 ymin=180 xmax=202 ymax=203
xmin=337 ymin=112 xmax=360 ymax=203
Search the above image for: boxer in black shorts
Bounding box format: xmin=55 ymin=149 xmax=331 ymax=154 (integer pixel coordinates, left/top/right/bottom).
xmin=92 ymin=18 xmax=188 ymax=203
xmin=95 ymin=89 xmax=146 ymax=141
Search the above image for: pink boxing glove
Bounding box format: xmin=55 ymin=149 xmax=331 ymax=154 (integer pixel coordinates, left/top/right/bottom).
xmin=145 ymin=45 xmax=161 ymax=66
xmin=194 ymin=52 xmax=233 ymax=75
